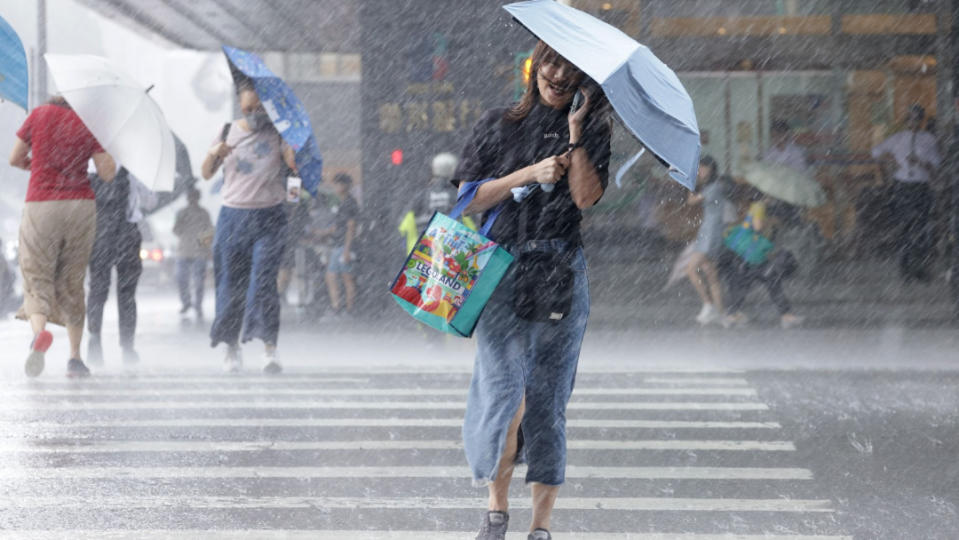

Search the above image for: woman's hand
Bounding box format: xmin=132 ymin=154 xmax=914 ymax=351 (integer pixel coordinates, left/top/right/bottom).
xmin=201 ymin=142 xmax=233 ymax=180
xmin=210 ymin=142 xmax=233 ymax=160
xmin=527 ymin=154 xmax=570 ymax=185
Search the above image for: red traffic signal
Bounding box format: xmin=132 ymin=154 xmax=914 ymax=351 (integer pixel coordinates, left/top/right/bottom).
xmin=390 ymin=148 xmax=404 ymax=166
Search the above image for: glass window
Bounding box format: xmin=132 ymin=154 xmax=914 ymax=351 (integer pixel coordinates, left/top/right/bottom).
xmin=679 ymin=74 xmax=728 ymax=173
xmin=760 ymin=72 xmax=842 ymax=164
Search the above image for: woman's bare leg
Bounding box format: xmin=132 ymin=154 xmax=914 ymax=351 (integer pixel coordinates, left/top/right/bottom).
xmin=488 ymin=396 xmax=526 ymax=511
xmin=685 ymin=253 xmax=710 ymax=305
xmin=342 ymin=273 xmax=356 ymax=312
xmin=325 ymin=272 xmax=341 ymax=311
xmin=66 ymin=323 xmax=83 ymax=359
xmin=29 ymin=313 xmax=47 ymax=336
xmin=530 ymin=483 xmax=560 ymax=532
xmin=700 ymin=258 xmax=724 ymax=312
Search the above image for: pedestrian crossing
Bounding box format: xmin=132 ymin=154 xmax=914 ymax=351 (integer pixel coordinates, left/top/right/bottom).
xmin=0 ymin=370 xmax=850 ymax=538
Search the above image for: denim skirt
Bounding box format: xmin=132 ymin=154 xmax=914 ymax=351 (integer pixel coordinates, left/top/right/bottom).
xmin=462 ymin=241 xmax=589 ymax=486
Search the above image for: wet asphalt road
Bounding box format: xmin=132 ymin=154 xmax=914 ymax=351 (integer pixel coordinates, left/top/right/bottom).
xmin=0 ymin=294 xmax=956 ymax=539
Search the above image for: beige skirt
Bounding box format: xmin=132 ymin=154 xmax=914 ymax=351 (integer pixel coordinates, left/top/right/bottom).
xmin=16 ymin=199 xmax=96 ymax=327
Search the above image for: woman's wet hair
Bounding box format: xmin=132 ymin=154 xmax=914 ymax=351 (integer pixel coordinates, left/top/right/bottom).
xmin=699 ymin=154 xmax=718 ymax=185
xmin=333 ymin=172 xmax=353 ymax=188
xmin=505 ymin=41 xmax=598 ymax=123
xmin=235 ymin=75 xmax=255 ymax=94
xmin=46 ymin=96 xmax=71 ymax=109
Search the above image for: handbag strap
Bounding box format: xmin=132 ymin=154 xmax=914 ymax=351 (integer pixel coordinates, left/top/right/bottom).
xmin=451 ymin=177 xmax=504 ymax=238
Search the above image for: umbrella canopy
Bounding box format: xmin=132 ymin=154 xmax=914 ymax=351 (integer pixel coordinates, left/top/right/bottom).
xmin=503 ymin=0 xmax=700 ymax=190
xmin=741 ymin=161 xmax=826 ymax=208
xmin=0 ymin=15 xmax=28 ymax=110
xmin=222 ymin=46 xmax=323 ymax=196
xmin=147 ymin=133 xmax=198 ymax=215
xmin=44 ymin=54 xmax=176 ymax=191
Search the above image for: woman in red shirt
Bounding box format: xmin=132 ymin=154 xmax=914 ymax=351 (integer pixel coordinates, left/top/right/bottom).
xmin=8 ymin=96 xmax=116 ymax=378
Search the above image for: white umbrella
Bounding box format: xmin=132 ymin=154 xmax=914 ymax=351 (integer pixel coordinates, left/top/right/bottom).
xmin=44 ymin=54 xmax=175 ymax=191
xmin=741 ymin=161 xmax=826 ymax=208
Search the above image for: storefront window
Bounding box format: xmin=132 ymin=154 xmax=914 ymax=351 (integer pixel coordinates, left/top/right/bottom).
xmin=678 ymin=71 xmax=846 ymax=175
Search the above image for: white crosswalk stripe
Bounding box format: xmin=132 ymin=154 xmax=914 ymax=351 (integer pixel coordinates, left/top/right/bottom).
xmin=0 ymin=371 xmax=847 ymax=537
xmin=0 ymin=439 xmax=798 ymax=452
xmin=1 ymin=399 xmax=770 ymax=411
xmin=0 ymin=465 xmax=816 ymax=480
xmin=0 ymin=533 xmax=854 ymax=540
xmin=0 ymin=386 xmax=760 ymax=397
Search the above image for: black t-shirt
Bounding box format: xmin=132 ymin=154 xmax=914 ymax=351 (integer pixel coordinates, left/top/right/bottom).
xmin=331 ymin=194 xmax=359 ymax=246
xmin=453 ymin=102 xmax=611 ymax=247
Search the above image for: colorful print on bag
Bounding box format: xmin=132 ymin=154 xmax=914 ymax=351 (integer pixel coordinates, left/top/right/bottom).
xmin=390 ymin=212 xmax=513 ymax=337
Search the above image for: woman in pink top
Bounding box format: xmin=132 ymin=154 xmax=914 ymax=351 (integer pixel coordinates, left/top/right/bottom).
xmin=8 ymin=96 xmax=116 ymax=378
xmin=201 ymin=77 xmax=297 ymax=374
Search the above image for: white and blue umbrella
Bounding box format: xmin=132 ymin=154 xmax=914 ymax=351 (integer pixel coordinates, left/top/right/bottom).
xmin=0 ymin=15 xmax=28 ymax=110
xmin=222 ymin=46 xmax=323 ymax=196
xmin=504 ymin=0 xmax=701 ymax=190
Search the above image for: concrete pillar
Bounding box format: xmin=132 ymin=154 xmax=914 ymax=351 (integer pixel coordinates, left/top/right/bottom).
xmin=36 ymin=0 xmax=47 ymax=105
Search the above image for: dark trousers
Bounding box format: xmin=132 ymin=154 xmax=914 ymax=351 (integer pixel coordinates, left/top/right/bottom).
xmin=720 ymin=251 xmax=792 ymax=316
xmin=176 ymin=257 xmax=207 ymax=311
xmin=889 ymin=182 xmax=934 ymax=280
xmin=210 ymin=205 xmax=287 ymax=347
xmin=87 ymin=222 xmax=142 ymax=348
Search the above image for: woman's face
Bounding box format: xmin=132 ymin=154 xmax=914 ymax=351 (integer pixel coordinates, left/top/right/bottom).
xmin=536 ymin=55 xmax=584 ymax=109
xmin=238 ymin=89 xmax=262 ymax=115
xmin=697 ymin=163 xmax=712 ymax=183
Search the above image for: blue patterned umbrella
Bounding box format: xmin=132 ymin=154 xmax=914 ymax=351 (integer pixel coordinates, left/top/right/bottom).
xmin=504 ymin=0 xmax=700 ymax=190
xmin=0 ymin=15 xmax=28 ymax=110
xmin=222 ymin=46 xmax=323 ymax=195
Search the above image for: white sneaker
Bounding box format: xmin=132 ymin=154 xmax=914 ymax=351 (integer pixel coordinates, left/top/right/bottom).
xmin=695 ymin=303 xmax=718 ymax=325
xmin=262 ymin=350 xmax=282 ymax=375
xmin=223 ymin=345 xmax=242 ymax=373
xmin=722 ymin=311 xmax=749 ymax=329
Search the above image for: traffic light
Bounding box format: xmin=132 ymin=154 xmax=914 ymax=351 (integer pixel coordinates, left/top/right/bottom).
xmin=390 ymin=148 xmax=404 ymax=166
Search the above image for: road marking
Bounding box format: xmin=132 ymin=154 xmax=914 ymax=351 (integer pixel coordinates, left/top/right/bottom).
xmin=0 ymin=387 xmax=759 ymax=397
xmin=0 ymin=533 xmax=853 ymax=540
xmin=0 ymin=495 xmax=834 ymax=512
xmin=644 ymin=377 xmax=751 ymax=386
xmin=3 ymin=400 xmax=769 ymax=411
xmin=0 ymin=439 xmax=796 ymax=453
xmin=4 ymin=418 xmax=782 ymax=429
xmin=2 ymin=376 xmax=372 ymax=385
xmin=0 ymin=465 xmax=813 ymax=480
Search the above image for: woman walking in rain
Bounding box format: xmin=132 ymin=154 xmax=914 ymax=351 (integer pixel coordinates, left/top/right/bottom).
xmin=683 ymin=155 xmax=730 ymax=325
xmin=453 ymin=41 xmax=611 ymax=540
xmin=9 ymin=96 xmax=116 ymax=377
xmin=201 ymin=77 xmax=296 ymax=374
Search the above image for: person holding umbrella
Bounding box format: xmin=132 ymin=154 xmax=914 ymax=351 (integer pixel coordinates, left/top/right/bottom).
xmin=721 ymin=149 xmax=826 ymax=329
xmin=85 ymin=167 xmax=157 ymax=366
xmin=9 ymin=96 xmax=116 ymax=377
xmin=201 ymin=76 xmax=297 ymax=374
xmin=454 ymin=40 xmax=611 ymax=540
xmin=720 ymin=192 xmax=805 ymax=329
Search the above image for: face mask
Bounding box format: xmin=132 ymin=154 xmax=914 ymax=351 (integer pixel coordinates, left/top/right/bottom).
xmin=245 ymin=109 xmax=271 ymax=131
